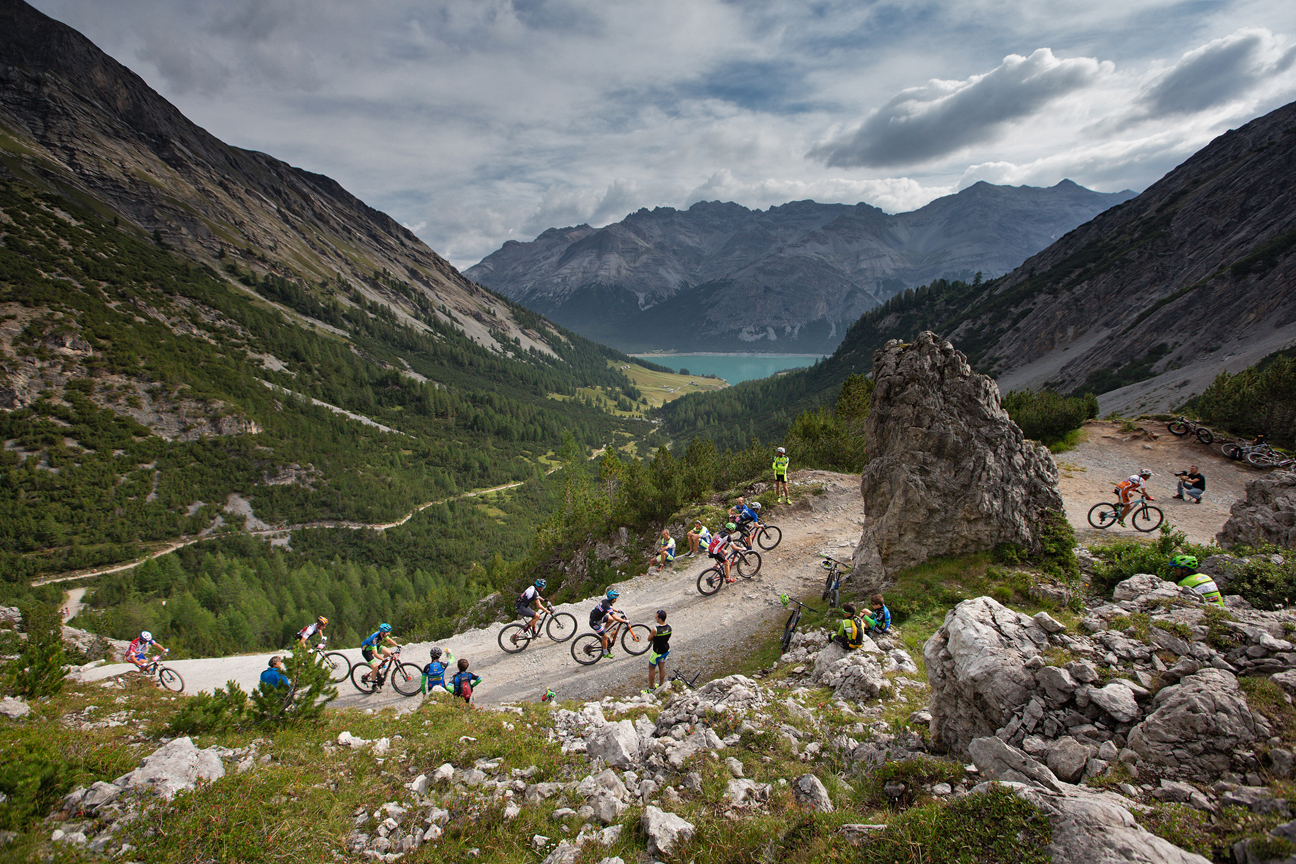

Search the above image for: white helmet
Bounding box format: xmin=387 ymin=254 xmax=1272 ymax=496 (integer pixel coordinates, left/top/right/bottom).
xmin=751 ymin=502 xmax=761 ymax=511
xmin=140 ymin=630 xmax=153 ymax=641
xmin=1138 ymin=468 xmax=1153 ymax=478
xmin=775 ymin=447 xmax=786 ymax=454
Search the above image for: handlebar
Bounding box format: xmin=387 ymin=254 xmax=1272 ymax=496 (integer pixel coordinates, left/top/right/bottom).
xmin=820 ymin=555 xmax=852 ymax=569
xmin=780 ymin=593 xmax=811 ymax=610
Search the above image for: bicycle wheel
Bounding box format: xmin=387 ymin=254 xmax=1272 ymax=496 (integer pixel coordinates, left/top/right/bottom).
xmin=697 ymin=567 xmax=723 ymax=596
xmin=736 ymin=550 xmax=761 ymax=578
xmin=1167 ymin=420 xmax=1188 ymax=436
xmin=781 ymin=611 xmax=799 ymax=653
xmin=546 ymin=612 xmax=578 ymax=643
xmin=1247 ymin=451 xmax=1279 ymax=467
xmin=158 ymin=667 xmax=184 ymax=692
xmin=829 ymin=586 xmax=840 ymax=609
xmin=622 ymin=624 xmax=652 ymax=656
xmin=392 ymin=663 xmax=424 ymax=696
xmin=322 ymin=652 xmax=351 ymax=683
xmin=1195 ymin=427 xmax=1214 ymax=445
xmin=1221 ymin=443 xmax=1242 ymax=460
xmin=571 ymin=634 xmax=604 ymax=665
xmin=1132 ymin=505 xmax=1164 ymax=532
xmin=822 ymin=567 xmax=836 ymax=601
xmin=350 ymin=662 xmax=378 ymax=694
xmin=497 ymin=623 xmax=532 ymax=654
xmin=756 ymin=525 xmax=782 ymax=550
xmin=1087 ymin=502 xmax=1119 ymax=529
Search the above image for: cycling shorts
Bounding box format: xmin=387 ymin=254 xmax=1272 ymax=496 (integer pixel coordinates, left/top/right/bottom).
xmin=649 ymin=648 xmax=669 ymax=666
xmin=593 ymin=617 xmax=613 ymax=635
xmin=1118 ymin=488 xmax=1139 ymax=504
xmin=659 ymin=550 xmax=675 ymax=561
xmin=361 ymin=648 xmax=376 ymax=663
xmin=774 ymin=473 xmax=787 ymax=482
xmin=128 ymin=651 xmax=146 ymax=663
xmin=514 ymin=602 xmax=534 ymax=620
xmin=709 ymin=551 xmax=727 ymax=564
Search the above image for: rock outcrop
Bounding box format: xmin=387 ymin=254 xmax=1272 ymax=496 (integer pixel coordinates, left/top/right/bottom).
xmin=851 ymin=333 xmax=1064 ymax=592
xmin=1218 ymin=471 xmax=1296 ymax=550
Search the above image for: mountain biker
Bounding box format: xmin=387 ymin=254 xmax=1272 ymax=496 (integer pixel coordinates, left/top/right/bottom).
xmin=359 ymin=623 xmax=398 ymax=683
xmin=127 ymin=630 xmax=166 ymax=673
xmin=685 ymin=519 xmax=710 ymax=558
xmin=1116 ymin=469 xmax=1154 ymax=526
xmin=773 ymin=447 xmax=790 ymax=503
xmin=297 ymin=615 xmax=328 ymax=651
xmin=1167 ymin=555 xmax=1224 ymax=606
xmin=868 ymin=594 xmax=891 ymax=634
xmin=260 ymin=656 xmax=291 ymax=690
xmin=731 ymin=500 xmax=761 ymax=546
xmin=828 ymin=604 xmax=870 ymax=650
xmin=515 ymin=579 xmax=551 ymax=636
xmin=647 ymin=610 xmax=671 ymax=691
xmin=706 ymin=523 xmax=741 ymax=582
xmin=651 ymin=529 xmax=676 ymax=573
xmin=589 ymin=588 xmax=630 ymax=659
xmin=422 ymin=646 xmax=454 ymax=694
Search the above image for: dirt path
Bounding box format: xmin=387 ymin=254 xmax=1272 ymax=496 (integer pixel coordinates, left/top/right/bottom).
xmin=1056 ymin=419 xmax=1255 ymax=547
xmin=76 ymin=470 xmax=867 ymax=707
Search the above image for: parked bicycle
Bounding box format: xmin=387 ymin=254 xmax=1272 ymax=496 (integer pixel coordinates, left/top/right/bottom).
xmin=140 ymin=657 xmax=184 ymax=692
xmin=350 ymin=646 xmax=421 ymax=696
xmin=779 ymin=593 xmax=813 ymax=654
xmin=1246 ymin=449 xmax=1295 ymax=469
xmin=570 ymin=617 xmax=652 ymax=665
xmin=1088 ymin=496 xmax=1164 ymax=532
xmin=820 ymin=555 xmax=851 ymax=608
xmin=668 ymin=669 xmax=702 ymax=690
xmin=498 ymin=606 xmax=579 ymax=654
xmin=1221 ymin=439 xmax=1278 ymax=462
xmin=697 ymin=546 xmax=762 ymax=596
xmin=1166 ymin=416 xmax=1214 ymax=444
xmin=306 ymin=637 xmax=352 ymax=684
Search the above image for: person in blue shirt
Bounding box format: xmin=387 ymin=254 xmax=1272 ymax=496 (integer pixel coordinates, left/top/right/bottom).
xmin=422 ymin=646 xmax=454 ymax=694
xmin=449 ymin=657 xmax=482 ymax=706
xmin=359 ymin=623 xmax=398 ymax=684
xmin=868 ymin=594 xmax=892 ymax=634
xmin=260 ymin=656 xmax=291 ymax=689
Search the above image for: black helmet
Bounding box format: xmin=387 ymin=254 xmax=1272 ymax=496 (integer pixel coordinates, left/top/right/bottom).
xmin=429 ymin=647 xmax=443 ymax=660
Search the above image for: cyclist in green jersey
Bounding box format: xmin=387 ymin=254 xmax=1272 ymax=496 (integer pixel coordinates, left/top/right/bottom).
xmin=1168 ymin=555 xmax=1223 ymax=606
xmin=773 ymin=447 xmax=790 ymax=503
xmin=647 ymin=610 xmax=671 ymax=690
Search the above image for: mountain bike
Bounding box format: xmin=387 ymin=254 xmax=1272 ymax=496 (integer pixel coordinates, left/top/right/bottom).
xmin=780 ymin=594 xmax=813 ymax=654
xmin=139 ymin=655 xmax=184 ymax=692
xmin=306 ymin=637 xmax=352 ymax=684
xmin=1087 ymin=496 xmax=1164 ymax=532
xmin=570 ymin=617 xmax=652 ymax=665
xmin=697 ymin=547 xmax=762 ymax=595
xmin=1166 ymin=416 xmax=1213 ymax=444
xmin=745 ymin=520 xmax=782 ymax=551
xmin=1246 ymin=449 xmax=1295 ymax=468
xmin=820 ymin=555 xmax=851 ymax=608
xmin=497 ymin=606 xmax=579 ymax=654
xmin=1221 ymin=439 xmax=1277 ymax=461
xmin=350 ymin=646 xmax=422 ymax=696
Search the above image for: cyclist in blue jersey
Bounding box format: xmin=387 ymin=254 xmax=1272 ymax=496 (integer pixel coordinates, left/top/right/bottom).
xmin=868 ymin=594 xmax=891 ymax=634
xmin=589 ymin=589 xmax=630 ymax=659
xmin=359 ymin=623 xmax=398 ymax=684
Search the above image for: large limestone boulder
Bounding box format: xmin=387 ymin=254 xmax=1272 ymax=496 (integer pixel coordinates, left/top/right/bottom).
xmin=113 ymin=737 xmax=225 ymax=800
xmin=641 ymin=806 xmax=694 ymax=859
xmin=924 ymin=597 xmax=1050 ymax=755
xmin=852 ymin=333 xmax=1064 ymax=592
xmin=1218 ymin=471 xmax=1296 ymax=549
xmin=1127 ymin=669 xmax=1271 ymax=776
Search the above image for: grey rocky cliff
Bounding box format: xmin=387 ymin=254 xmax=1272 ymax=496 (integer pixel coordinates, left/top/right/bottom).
xmin=851 ymin=332 xmax=1063 ymax=591
xmin=1217 ymin=471 xmax=1296 ymax=550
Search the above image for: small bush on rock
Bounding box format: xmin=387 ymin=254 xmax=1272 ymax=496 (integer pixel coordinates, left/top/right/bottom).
xmin=0 ymin=743 xmax=74 ymax=831
xmin=860 ymin=756 xmax=964 ymax=808
xmin=1217 ymin=546 xmax=1296 ymax=611
xmin=872 ymin=785 xmax=1051 ymax=864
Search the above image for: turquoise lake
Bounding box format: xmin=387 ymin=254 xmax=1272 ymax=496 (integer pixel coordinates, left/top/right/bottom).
xmin=635 ymin=354 xmax=825 ymax=384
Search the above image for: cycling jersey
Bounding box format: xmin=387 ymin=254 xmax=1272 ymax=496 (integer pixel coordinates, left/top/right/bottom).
xmin=361 ymin=630 xmax=386 ymax=649
xmin=297 ymin=622 xmax=321 ymax=641
xmin=736 ymin=505 xmax=758 ymax=524
xmin=651 ymin=624 xmax=672 ymax=654
xmin=518 ymin=586 xmax=540 ymax=605
xmin=773 ymin=455 xmax=789 ymax=477
xmin=695 ymin=527 xmax=711 ymax=548
xmin=834 ymin=617 xmax=865 ymax=649
xmin=706 ymin=532 xmax=728 ymax=555
xmin=1177 ymin=572 xmax=1224 ymax=606
xmin=127 ymin=636 xmax=158 ymax=658
xmin=658 ymin=536 xmax=676 ymax=560
xmin=1116 ymin=475 xmax=1147 ymax=502
xmin=422 ymin=660 xmax=450 ymax=691
xmin=589 ymin=599 xmax=617 ymax=631
xmin=870 ymin=605 xmax=891 ymax=632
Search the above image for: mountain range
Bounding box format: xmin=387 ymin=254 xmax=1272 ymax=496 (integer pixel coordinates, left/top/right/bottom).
xmin=657 ymin=98 xmax=1296 ymax=445
xmin=465 ymin=182 xmax=1134 ymax=354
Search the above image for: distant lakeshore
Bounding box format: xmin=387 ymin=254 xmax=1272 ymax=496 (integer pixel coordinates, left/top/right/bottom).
xmin=633 ymin=353 xmax=826 ymax=385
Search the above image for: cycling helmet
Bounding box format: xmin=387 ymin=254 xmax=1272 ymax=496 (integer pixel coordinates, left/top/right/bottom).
xmin=140 ymin=630 xmax=152 ymax=642
xmin=726 ymin=522 xmax=737 ymax=531
xmin=606 ymin=588 xmax=620 ymax=600
xmin=1170 ymin=555 xmax=1198 ymax=570
xmin=268 ymin=656 xmax=282 ymax=667
xmin=751 ymin=502 xmax=761 ymax=511
xmin=1139 ymin=468 xmax=1153 ymax=477
xmin=379 ymin=623 xmax=392 ymax=633
xmin=429 ymin=647 xmax=442 ymax=660
xmin=776 ymin=447 xmax=786 ymax=454
xmin=318 ymin=616 xmax=328 ymax=626
xmin=534 ymin=579 xmax=546 ymax=590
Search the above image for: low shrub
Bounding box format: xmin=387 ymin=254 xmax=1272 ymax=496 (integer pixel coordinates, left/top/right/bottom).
xmin=0 ymin=744 xmax=74 ymax=831
xmin=1002 ymin=388 xmax=1099 ymax=445
xmin=1219 ymin=547 xmax=1296 ymax=611
xmin=3 ymin=602 xmax=66 ymax=699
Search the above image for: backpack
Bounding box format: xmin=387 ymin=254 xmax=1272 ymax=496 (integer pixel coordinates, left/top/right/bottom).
xmin=452 ymin=671 xmax=473 ymax=701
xmin=706 ymin=533 xmax=726 ymax=554
xmin=844 ymin=617 xmax=864 ymax=650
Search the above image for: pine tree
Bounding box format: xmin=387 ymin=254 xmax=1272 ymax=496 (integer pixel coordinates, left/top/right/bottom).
xmin=5 ymin=602 xmax=66 ymax=699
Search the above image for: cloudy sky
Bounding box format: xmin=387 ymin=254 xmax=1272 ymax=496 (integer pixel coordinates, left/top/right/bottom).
xmin=29 ymin=0 xmax=1296 ymax=269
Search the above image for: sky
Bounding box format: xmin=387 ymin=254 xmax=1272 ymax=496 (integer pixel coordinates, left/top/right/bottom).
xmin=28 ymin=1 xmax=1296 ymax=270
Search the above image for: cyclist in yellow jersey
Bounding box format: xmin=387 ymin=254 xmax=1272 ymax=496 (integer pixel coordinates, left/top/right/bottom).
xmin=773 ymin=447 xmax=790 ymax=503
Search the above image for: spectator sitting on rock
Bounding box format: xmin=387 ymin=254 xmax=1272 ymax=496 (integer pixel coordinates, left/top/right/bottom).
xmin=1168 ymin=555 xmax=1223 ymax=606
xmin=1173 ymin=466 xmax=1205 ymax=503
xmin=829 ymin=603 xmax=868 ymax=650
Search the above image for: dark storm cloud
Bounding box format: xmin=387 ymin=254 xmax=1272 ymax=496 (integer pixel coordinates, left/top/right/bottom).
xmin=809 ymin=48 xmax=1108 ymax=168
xmin=1138 ymin=29 xmax=1296 ymax=116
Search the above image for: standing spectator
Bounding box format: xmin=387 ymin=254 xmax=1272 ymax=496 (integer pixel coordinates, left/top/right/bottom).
xmin=772 ymin=447 xmax=790 ymax=503
xmin=647 ymin=610 xmax=671 ymax=691
xmin=1173 ymin=466 xmax=1205 ymax=503
xmin=685 ymin=520 xmax=710 ymax=558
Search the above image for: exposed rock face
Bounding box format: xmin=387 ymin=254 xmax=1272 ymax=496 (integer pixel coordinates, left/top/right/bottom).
xmin=1126 ymin=669 xmax=1271 ymax=776
xmin=112 ymin=737 xmax=225 ymax=800
xmin=1217 ymin=471 xmax=1296 ymax=550
xmin=852 ymin=332 xmax=1064 ymax=592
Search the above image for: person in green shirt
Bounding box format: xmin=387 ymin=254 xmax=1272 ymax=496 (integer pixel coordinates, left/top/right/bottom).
xmin=828 ymin=603 xmax=874 ymax=650
xmin=772 ymin=447 xmax=790 ymax=503
xmin=1168 ymin=555 xmax=1223 ymax=606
